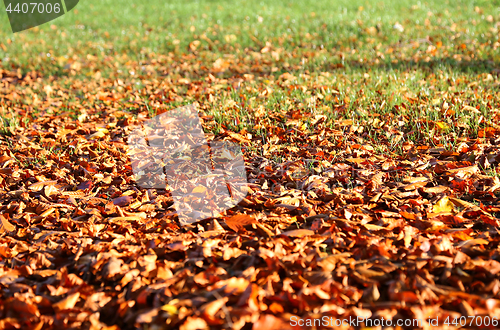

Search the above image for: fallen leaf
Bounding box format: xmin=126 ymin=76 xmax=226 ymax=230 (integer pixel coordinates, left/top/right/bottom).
xmin=113 ymin=196 xmax=134 ymax=206
xmin=0 ymin=215 xmax=15 ymax=234
xmin=200 ymin=297 xmax=228 ymax=325
xmin=52 ymin=293 xmax=80 ymax=311
xmin=282 ymin=229 xmax=315 ymax=237
xmin=432 ymin=196 xmax=455 ymax=214
xmin=225 ymin=214 xmax=257 ymax=232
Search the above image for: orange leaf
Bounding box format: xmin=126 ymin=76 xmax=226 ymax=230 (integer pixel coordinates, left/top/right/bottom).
xmin=0 ymin=215 xmax=15 ymax=234
xmin=282 ymin=229 xmax=315 ymax=237
xmin=227 ymin=131 xmax=250 ymax=144
xmin=400 ymin=211 xmax=417 ymax=220
xmin=53 ymin=293 xmax=80 ymax=311
xmin=478 ymin=127 xmax=496 ymax=138
xmin=200 ymin=297 xmax=228 ymax=325
xmin=225 ymin=214 xmax=257 ymax=232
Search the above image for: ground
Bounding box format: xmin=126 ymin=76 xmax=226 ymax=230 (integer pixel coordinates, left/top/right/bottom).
xmin=1 ymin=0 xmax=500 ymax=329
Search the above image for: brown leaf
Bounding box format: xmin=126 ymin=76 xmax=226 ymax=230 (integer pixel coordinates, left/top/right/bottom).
xmin=62 ymin=191 xmax=86 ymax=198
xmin=76 ymin=180 xmax=93 ymax=190
xmin=28 ymin=180 xmax=58 ymax=191
xmin=254 ymin=223 xmax=275 ymax=237
xmin=11 ymin=298 xmax=40 ymax=318
xmin=113 ymin=195 xmax=134 ymax=206
xmin=449 ymin=197 xmax=481 ymax=210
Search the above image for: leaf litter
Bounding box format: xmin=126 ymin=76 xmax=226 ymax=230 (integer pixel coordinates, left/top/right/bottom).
xmin=3 ymin=24 xmax=500 ymax=329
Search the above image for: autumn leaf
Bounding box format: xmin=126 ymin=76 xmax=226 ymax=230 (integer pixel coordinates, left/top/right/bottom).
xmin=53 ymin=293 xmax=80 ymax=311
xmin=225 ymin=214 xmax=257 ymax=232
xmin=431 ymin=196 xmax=455 ymax=215
xmin=478 ymin=127 xmax=496 ymax=138
xmin=2 ymin=4 xmax=500 ymax=328
xmin=76 ymin=180 xmax=93 ymax=190
xmin=0 ymin=215 xmax=15 ymax=234
xmin=434 ymin=121 xmax=450 ymax=131
xmin=200 ymin=297 xmax=228 ymax=325
xmin=282 ymin=229 xmax=315 ymax=237
xmin=227 ymin=131 xmax=251 ymax=144
xmin=113 ymin=195 xmax=134 ymax=207
xmin=448 ymin=197 xmax=481 ymax=210
xmin=192 ymin=185 xmax=207 ymax=194
xmin=180 ymin=317 xmax=209 ymax=330
xmin=28 ymin=180 xmax=58 ymax=191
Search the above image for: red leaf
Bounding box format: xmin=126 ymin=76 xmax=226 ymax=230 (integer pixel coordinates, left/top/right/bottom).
xmin=77 ymin=180 xmax=93 ymax=190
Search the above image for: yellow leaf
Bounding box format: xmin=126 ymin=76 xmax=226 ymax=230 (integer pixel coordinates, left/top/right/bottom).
xmin=404 ymin=229 xmax=412 ymax=248
xmin=363 ymin=224 xmax=386 ymax=231
xmin=338 ymin=119 xmax=353 ymax=126
xmin=435 ymin=122 xmax=449 ymax=131
xmin=40 ymin=208 xmax=55 ymax=217
xmin=122 ymin=190 xmax=136 ymax=196
xmin=433 ymin=197 xmax=455 ymax=214
xmin=462 ymin=105 xmax=480 ymax=113
xmin=192 ymin=186 xmax=207 ymax=194
xmin=458 ymin=238 xmax=490 ymax=249
xmin=89 ymin=131 xmax=106 ymax=139
xmin=160 ymin=304 xmax=178 ymax=315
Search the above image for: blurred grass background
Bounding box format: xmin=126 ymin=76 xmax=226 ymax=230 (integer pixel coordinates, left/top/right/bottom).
xmin=0 ymin=0 xmax=497 ymax=73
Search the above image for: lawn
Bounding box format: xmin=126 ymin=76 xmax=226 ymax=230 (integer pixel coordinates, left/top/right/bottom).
xmin=1 ymin=0 xmax=500 ymax=328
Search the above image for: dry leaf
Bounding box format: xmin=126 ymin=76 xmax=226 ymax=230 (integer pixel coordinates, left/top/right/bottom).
xmin=225 ymin=214 xmax=257 ymax=232
xmin=282 ymin=229 xmax=315 ymax=237
xmin=0 ymin=215 xmax=15 ymax=234
xmin=432 ymin=196 xmax=455 ymax=214
xmin=53 ymin=293 xmax=80 ymax=311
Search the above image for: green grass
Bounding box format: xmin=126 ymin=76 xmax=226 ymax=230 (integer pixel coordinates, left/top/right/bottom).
xmin=0 ymin=0 xmax=497 ymax=72
xmin=0 ymin=105 xmax=20 ymax=135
